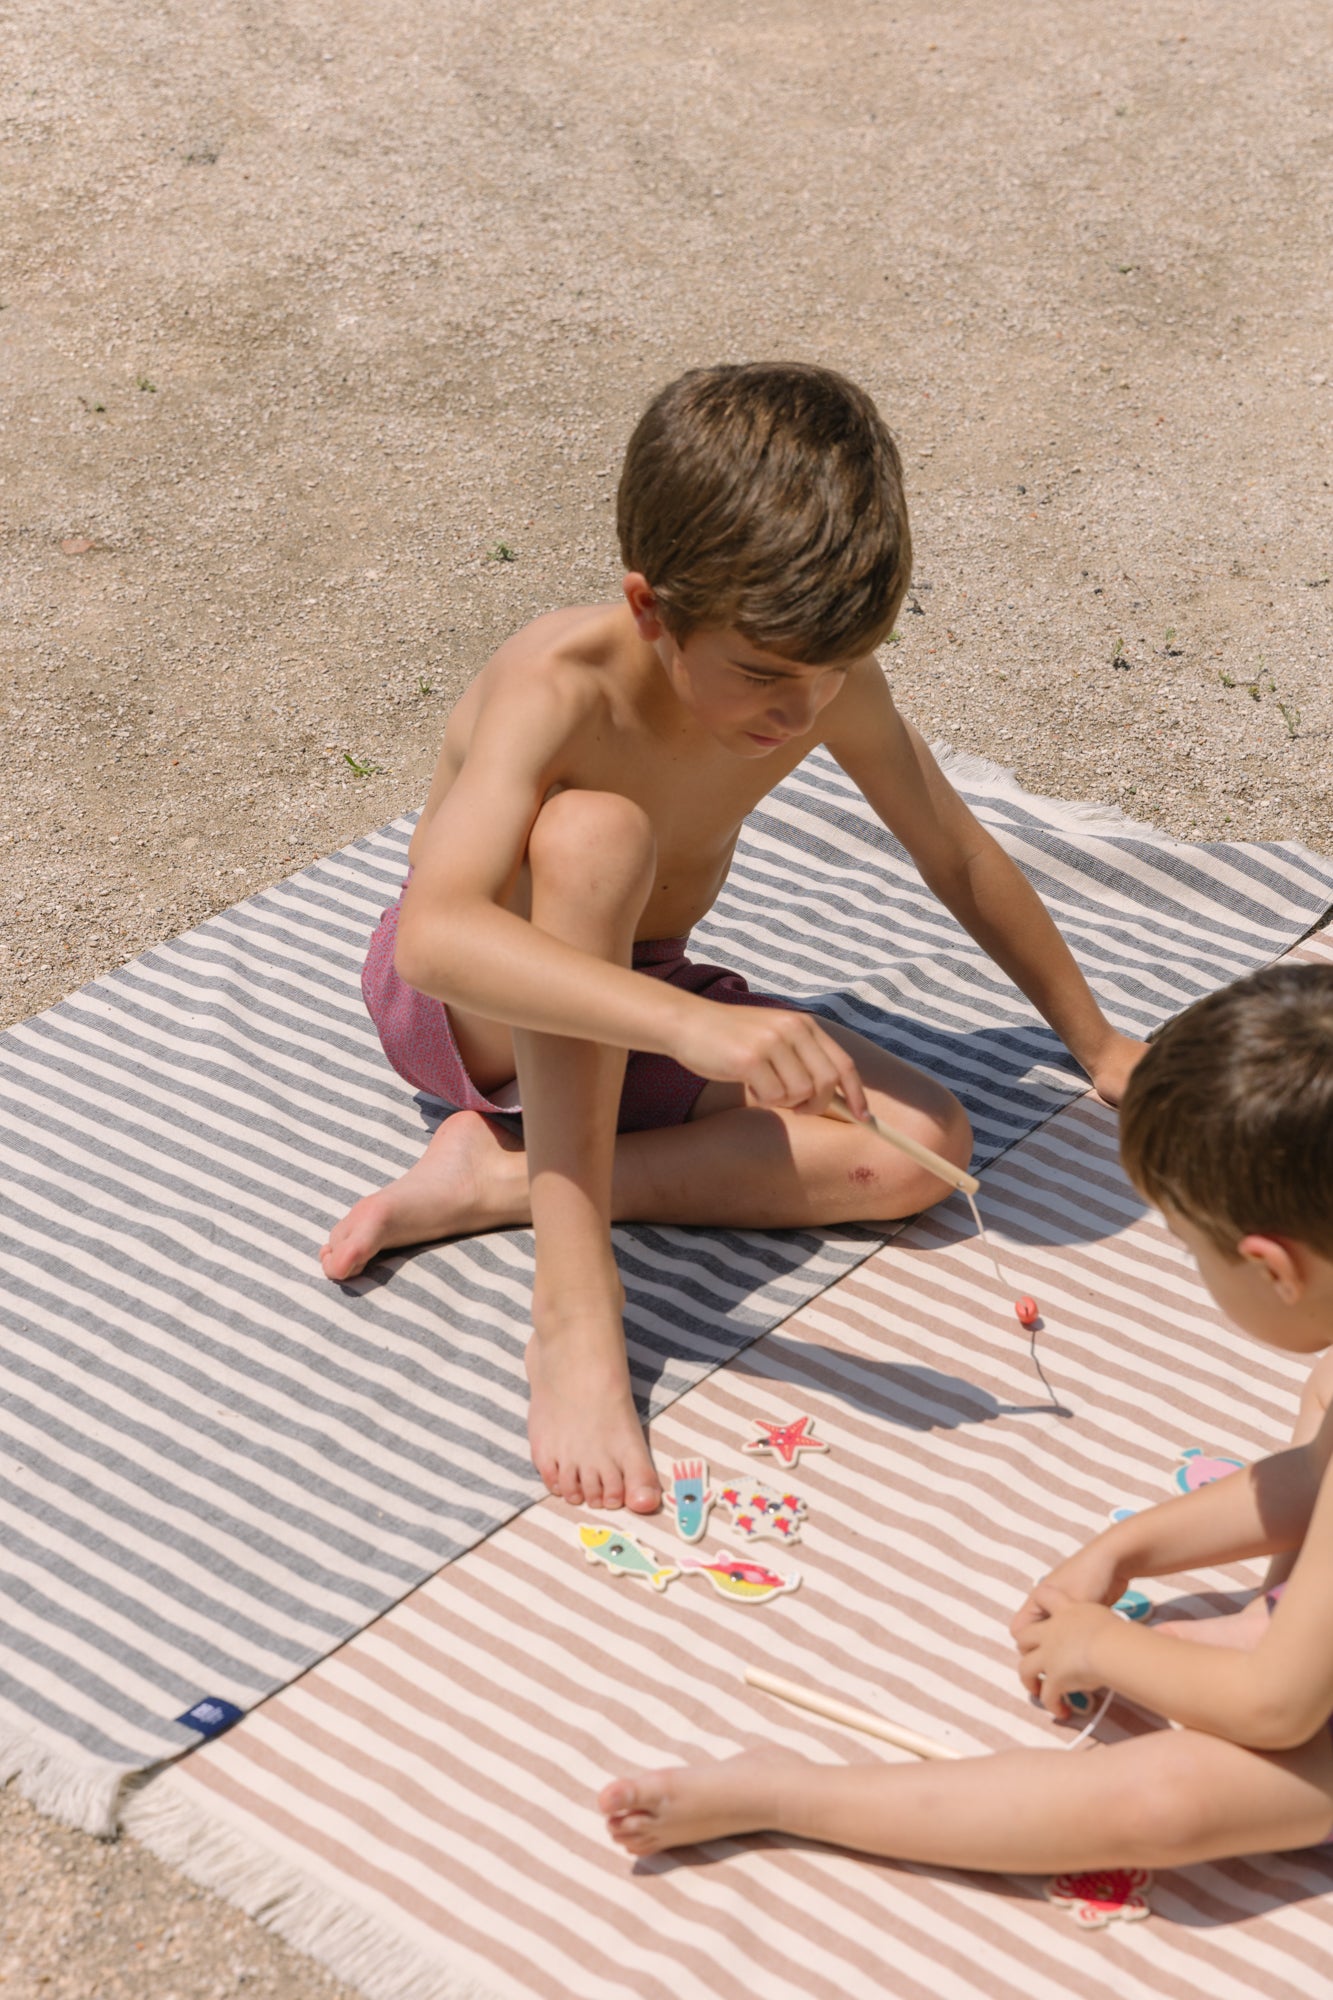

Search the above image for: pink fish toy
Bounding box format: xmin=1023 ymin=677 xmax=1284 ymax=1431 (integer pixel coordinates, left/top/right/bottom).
xmin=677 ymin=1548 xmax=800 ymax=1605
xmin=1174 ymin=1448 xmax=1244 ymax=1494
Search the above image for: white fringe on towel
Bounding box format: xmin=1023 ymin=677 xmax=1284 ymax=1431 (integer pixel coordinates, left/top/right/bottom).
xmin=931 ymin=740 xmax=1167 ymax=838
xmin=0 ymin=1714 xmax=129 ymax=1839
xmin=124 ymin=1769 xmax=513 ymax=2000
xmin=932 ymin=739 xmax=1330 ymax=869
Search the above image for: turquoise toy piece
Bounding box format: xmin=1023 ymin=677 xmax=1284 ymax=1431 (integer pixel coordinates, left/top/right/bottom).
xmin=663 ymin=1459 xmax=715 ymax=1543
xmin=577 ymin=1524 xmax=680 ymax=1592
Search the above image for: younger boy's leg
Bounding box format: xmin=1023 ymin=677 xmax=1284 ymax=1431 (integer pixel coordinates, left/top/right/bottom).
xmin=600 ymin=1724 xmax=1333 ymax=1870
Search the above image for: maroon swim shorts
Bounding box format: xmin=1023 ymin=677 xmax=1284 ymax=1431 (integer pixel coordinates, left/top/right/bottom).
xmin=361 ymin=886 xmax=797 ymax=1133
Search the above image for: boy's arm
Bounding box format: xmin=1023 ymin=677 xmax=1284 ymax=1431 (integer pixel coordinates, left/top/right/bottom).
xmin=823 ymin=672 xmax=1141 ymax=1101
xmin=1016 ymin=1411 xmax=1333 ymax=1747
xmin=398 ymin=673 xmax=672 ymax=1047
xmin=1020 ymin=1439 xmax=1333 ymax=1748
xmin=1012 ymin=1440 xmax=1323 ymax=1634
xmin=398 ymin=674 xmax=869 ymax=1112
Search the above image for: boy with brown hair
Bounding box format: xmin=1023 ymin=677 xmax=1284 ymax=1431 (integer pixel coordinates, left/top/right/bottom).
xmin=321 ymin=362 xmax=1143 ymax=1515
xmin=602 ymin=963 xmax=1333 ymax=1870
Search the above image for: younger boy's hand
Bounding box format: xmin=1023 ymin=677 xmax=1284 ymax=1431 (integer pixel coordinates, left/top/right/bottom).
xmin=1010 ymin=1538 xmax=1134 ymax=1639
xmin=675 ymin=1003 xmax=869 ymax=1119
xmin=1086 ymin=1030 xmax=1149 ymax=1108
xmin=1015 ymin=1585 xmax=1118 ymax=1717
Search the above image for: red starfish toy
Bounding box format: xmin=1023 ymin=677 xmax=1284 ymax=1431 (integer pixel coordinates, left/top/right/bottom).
xmin=742 ymin=1415 xmax=830 ymax=1467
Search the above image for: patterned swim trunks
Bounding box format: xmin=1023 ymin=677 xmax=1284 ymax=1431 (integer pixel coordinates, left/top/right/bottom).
xmin=361 ymin=885 xmax=798 ymax=1133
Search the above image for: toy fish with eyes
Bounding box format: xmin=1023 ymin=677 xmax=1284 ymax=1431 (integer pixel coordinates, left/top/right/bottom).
xmin=678 ymin=1549 xmax=800 ymax=1604
xmin=1174 ymin=1448 xmax=1244 ymax=1494
xmin=577 ymin=1525 xmax=679 ymax=1592
xmin=663 ymin=1459 xmax=715 ymax=1543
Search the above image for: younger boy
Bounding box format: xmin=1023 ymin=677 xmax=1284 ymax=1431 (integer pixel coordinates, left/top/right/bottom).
xmin=602 ymin=964 xmax=1333 ymax=1870
xmin=321 ymin=362 xmax=1142 ymax=1514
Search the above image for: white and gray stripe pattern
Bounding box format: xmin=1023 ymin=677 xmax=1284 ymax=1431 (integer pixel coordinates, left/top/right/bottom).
xmin=2 ymin=752 xmax=1330 ymax=1830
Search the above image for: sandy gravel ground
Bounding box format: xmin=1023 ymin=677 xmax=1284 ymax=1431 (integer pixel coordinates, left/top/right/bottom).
xmin=2 ymin=0 xmax=1330 ymax=1993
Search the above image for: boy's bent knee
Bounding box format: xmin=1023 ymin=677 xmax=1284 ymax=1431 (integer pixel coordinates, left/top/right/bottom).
xmin=931 ymin=1090 xmax=973 ymax=1169
xmin=891 ymin=1092 xmax=973 ymax=1215
xmin=528 ymin=789 xmax=656 ymax=897
xmin=904 ymin=1087 xmax=972 ymax=1181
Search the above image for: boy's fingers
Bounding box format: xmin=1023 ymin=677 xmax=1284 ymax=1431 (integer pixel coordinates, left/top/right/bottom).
xmin=794 ymin=1033 xmax=848 ymax=1115
xmin=1030 ymin=1580 xmax=1069 ymax=1616
xmin=829 ymin=1046 xmax=869 ymax=1122
xmin=746 ymin=1055 xmax=791 ymax=1108
xmin=757 ymin=1022 xmax=829 ymax=1109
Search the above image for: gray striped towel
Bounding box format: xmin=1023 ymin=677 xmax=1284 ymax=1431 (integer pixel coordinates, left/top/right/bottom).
xmin=3 ymin=747 xmax=1331 ymax=1832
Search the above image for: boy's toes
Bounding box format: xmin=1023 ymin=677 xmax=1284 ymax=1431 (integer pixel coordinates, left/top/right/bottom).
xmin=625 ymin=1454 xmax=662 ymax=1514
xmin=320 ymin=1217 xmax=375 ymax=1283
xmin=598 ymin=1779 xmax=639 ymax=1816
xmin=321 ymin=1248 xmax=364 ymax=1284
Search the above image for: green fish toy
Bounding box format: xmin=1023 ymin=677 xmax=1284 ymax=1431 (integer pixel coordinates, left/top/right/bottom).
xmin=578 ymin=1523 xmax=680 ymax=1592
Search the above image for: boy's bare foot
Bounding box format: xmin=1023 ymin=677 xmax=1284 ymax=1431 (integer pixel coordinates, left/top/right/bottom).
xmin=599 ymin=1748 xmax=805 ymax=1856
xmin=526 ymin=1307 xmax=661 ymax=1513
xmin=319 ymin=1110 xmax=527 ymax=1281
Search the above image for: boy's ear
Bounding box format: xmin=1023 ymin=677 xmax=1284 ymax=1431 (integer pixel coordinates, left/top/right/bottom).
xmin=623 ymin=573 xmax=666 ymax=639
xmin=1237 ymin=1234 xmax=1306 ymax=1304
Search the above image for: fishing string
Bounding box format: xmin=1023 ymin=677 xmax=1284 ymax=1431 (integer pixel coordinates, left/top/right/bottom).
xmin=960 ymin=1186 xmax=1118 ymax=1743
xmin=1062 ymin=1684 xmax=1115 ymax=1750
xmin=1058 ymin=1607 xmax=1132 ymax=1750
xmin=962 ymin=1189 xmax=1068 ymax=1414
xmin=1025 ymin=1313 xmax=1067 ymax=1415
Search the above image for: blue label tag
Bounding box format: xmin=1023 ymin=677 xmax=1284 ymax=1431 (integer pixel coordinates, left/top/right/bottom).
xmin=177 ymin=1696 xmax=244 ymax=1738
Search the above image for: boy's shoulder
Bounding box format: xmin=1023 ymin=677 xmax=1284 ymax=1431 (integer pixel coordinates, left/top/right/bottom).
xmin=475 ymin=604 xmax=629 ymax=707
xmin=442 ymin=604 xmax=639 ymax=774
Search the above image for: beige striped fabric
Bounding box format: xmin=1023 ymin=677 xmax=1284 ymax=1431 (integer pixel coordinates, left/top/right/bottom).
xmin=130 ymin=976 xmax=1333 ymax=2000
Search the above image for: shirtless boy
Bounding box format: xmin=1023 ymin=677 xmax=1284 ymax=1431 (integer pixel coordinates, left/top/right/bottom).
xmin=321 ymin=362 xmax=1143 ymax=1515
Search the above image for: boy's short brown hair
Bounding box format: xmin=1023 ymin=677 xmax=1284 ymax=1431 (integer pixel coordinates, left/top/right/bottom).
xmin=616 ymin=361 xmax=911 ymax=663
xmin=1119 ymin=962 xmax=1333 ymax=1257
